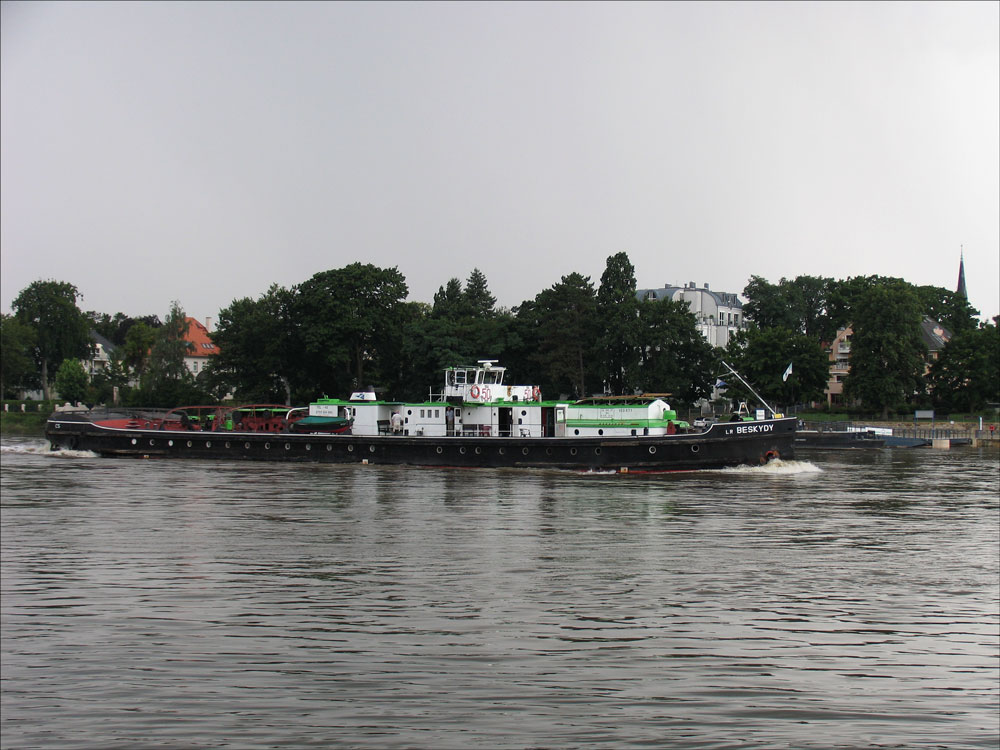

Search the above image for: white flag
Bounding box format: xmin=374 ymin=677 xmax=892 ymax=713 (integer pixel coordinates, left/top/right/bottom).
xmin=782 ymin=361 xmax=793 ymax=382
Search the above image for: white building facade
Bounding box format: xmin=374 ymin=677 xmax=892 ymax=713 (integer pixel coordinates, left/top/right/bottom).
xmin=636 ymin=282 xmax=748 ymax=347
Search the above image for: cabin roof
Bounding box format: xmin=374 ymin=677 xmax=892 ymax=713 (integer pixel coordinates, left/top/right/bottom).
xmin=574 ymin=394 xmax=671 ymax=405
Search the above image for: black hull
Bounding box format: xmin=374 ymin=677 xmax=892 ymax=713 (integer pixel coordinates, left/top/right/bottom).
xmin=46 ymin=416 xmax=797 ymax=473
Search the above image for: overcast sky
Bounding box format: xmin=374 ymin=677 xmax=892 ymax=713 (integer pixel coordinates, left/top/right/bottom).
xmin=3 ymin=1 xmax=998 ymax=325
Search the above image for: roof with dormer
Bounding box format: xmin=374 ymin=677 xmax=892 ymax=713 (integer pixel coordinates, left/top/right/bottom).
xmin=183 ymin=317 xmax=220 ymax=357
xmin=635 ymin=283 xmax=744 ymax=309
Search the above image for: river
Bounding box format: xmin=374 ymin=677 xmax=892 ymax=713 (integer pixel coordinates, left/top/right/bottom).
xmin=2 ymin=437 xmax=997 ymax=749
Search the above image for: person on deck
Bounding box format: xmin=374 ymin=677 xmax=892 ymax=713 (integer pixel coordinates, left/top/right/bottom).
xmin=390 ymin=410 xmax=404 ymax=434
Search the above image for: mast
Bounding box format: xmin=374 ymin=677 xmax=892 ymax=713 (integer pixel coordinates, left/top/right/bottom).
xmin=720 ymin=361 xmax=778 ymax=418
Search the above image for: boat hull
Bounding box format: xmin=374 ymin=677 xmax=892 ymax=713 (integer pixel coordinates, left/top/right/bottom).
xmin=45 ymin=415 xmax=796 ymax=473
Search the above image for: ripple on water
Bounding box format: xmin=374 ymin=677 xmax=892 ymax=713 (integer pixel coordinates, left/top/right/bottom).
xmin=2 ymin=439 xmax=998 ymax=748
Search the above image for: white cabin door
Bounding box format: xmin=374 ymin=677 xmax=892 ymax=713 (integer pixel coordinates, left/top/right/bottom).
xmin=554 ymin=406 xmax=566 ymax=437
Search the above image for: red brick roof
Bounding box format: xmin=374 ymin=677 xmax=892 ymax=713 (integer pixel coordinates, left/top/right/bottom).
xmin=184 ymin=317 xmax=220 ymax=356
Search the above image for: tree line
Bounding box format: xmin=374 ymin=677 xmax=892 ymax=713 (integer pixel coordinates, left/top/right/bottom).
xmin=2 ymin=254 xmax=997 ymax=417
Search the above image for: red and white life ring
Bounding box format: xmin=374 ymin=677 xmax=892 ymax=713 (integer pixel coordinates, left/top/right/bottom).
xmin=470 ymin=385 xmax=481 ymax=399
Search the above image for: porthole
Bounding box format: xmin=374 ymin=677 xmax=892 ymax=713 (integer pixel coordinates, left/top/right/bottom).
xmin=131 ymin=438 xmax=137 ymax=445
xmin=186 ymin=440 xmax=193 ymax=448
xmin=649 ymin=446 xmax=657 ymax=455
xmin=594 ymin=447 xmax=602 ymax=455
xmin=498 ymin=447 xmax=506 ymax=455
xmin=168 ymin=440 xmax=174 ymax=447
xmin=285 ymin=443 xmax=291 ymax=450
xmin=436 ymin=446 xmax=443 ymax=454
xmin=264 ymin=442 xmax=270 ymax=450
xmin=691 ymin=444 xmax=700 ymax=454
xmin=522 ymin=447 xmax=530 ymax=456
xmin=521 ymin=410 xmax=527 ymax=417
xmin=205 ymin=441 xmax=212 ymax=448
xmin=545 ymin=447 xmax=553 ymax=456
xmin=459 ymin=447 xmax=467 ymax=455
xmin=574 ymin=429 xmax=580 ymax=436
xmin=149 ymin=439 xmax=155 ymax=446
xmin=598 ymin=429 xmax=604 ymax=436
xmin=369 ymin=445 xmax=376 ymax=453
xmin=326 ymin=444 xmax=333 ymax=452
xmin=225 ymin=441 xmax=231 ymax=448
xmin=570 ymin=447 xmax=577 ymax=456
xmin=305 ymin=444 xmax=312 ymax=451
xmin=244 ymin=442 xmax=251 ymax=449
xmin=475 ymin=447 xmax=482 ymax=455
xmin=348 ymin=445 xmax=354 ymax=452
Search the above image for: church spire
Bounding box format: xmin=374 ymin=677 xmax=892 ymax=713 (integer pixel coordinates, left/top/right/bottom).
xmin=956 ymin=247 xmax=967 ymax=299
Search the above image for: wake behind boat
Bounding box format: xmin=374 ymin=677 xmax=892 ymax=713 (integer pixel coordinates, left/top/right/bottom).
xmin=46 ymin=360 xmax=796 ymax=473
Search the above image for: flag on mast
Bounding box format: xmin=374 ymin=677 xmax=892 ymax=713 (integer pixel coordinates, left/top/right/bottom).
xmin=782 ymin=361 xmax=793 ymax=382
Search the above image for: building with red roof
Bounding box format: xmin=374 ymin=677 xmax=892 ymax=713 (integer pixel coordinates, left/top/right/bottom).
xmin=183 ymin=317 xmax=220 ymax=377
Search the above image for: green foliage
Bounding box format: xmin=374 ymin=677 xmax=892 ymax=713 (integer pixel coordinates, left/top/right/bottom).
xmin=742 ymin=275 xmax=837 ymax=341
xmin=32 ymin=259 xmax=995 ymax=416
xmin=723 ymin=327 xmax=830 ymax=409
xmin=398 ymin=272 xmax=512 ymax=401
xmin=54 ymin=358 xmax=89 ymax=405
xmin=597 ymin=252 xmax=641 ymax=395
xmin=122 ymin=322 xmax=157 ymax=377
xmin=128 ymin=302 xmax=210 ymax=408
xmin=12 ymin=279 xmax=92 ymax=400
xmin=843 ymin=279 xmax=926 ymax=418
xmin=512 ymin=272 xmax=600 ymax=399
xmin=1 ymin=313 xmax=38 ymax=397
xmin=293 ymin=263 xmax=409 ymax=394
xmin=928 ymin=317 xmax=1000 ymax=412
xmin=914 ymin=285 xmax=979 ymax=335
xmin=463 ymin=268 xmax=497 ymax=319
xmin=207 ymin=285 xmax=297 ymax=403
xmin=86 ymin=311 xmax=162 ymax=347
xmin=637 ymin=297 xmax=717 ymax=406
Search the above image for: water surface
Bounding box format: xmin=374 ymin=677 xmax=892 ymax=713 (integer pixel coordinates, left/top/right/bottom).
xmin=2 ymin=438 xmax=997 ymax=748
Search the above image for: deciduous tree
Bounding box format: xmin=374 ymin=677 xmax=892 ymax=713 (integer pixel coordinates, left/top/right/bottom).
xmin=723 ymin=327 xmax=830 ymax=409
xmin=637 ymin=297 xmax=717 ymax=406
xmin=1 ymin=313 xmax=37 ymax=398
xmin=12 ymin=280 xmax=91 ymax=400
xmin=843 ymin=280 xmax=926 ymax=417
xmin=207 ymin=285 xmax=297 ymax=403
xmin=294 ymin=263 xmax=409 ymax=394
xmin=54 ymin=358 xmax=89 ymax=406
xmin=928 ymin=317 xmax=999 ymax=412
